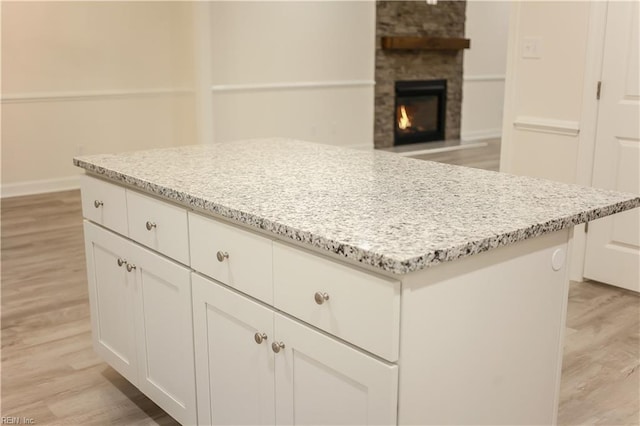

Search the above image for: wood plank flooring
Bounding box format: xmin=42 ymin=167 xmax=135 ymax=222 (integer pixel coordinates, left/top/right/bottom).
xmin=2 ymin=188 xmax=638 ymax=424
xmin=1 ymin=190 xmax=179 ymax=425
xmin=407 ymin=138 xmax=501 ymax=171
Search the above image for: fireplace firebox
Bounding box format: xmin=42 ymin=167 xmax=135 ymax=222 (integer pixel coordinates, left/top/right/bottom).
xmin=394 ymin=79 xmax=446 ymax=145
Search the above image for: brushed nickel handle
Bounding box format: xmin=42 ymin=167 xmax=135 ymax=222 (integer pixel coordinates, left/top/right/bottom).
xmin=126 ymin=263 xmax=136 ymax=272
xmin=314 ymin=292 xmax=330 ymax=305
xmin=94 ymin=200 xmax=103 ymax=208
xmin=145 ymin=221 xmax=157 ymax=231
xmin=216 ymin=251 xmax=229 ymax=262
xmin=254 ymin=332 xmax=268 ymax=344
xmin=117 ymin=258 xmax=126 ymax=267
xmin=271 ymin=341 xmax=285 ymax=353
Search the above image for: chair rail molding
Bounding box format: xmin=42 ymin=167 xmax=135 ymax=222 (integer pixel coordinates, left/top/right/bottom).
xmin=210 ymin=80 xmax=376 ymax=93
xmin=513 ymin=116 xmax=580 ymax=136
xmin=1 ymin=88 xmax=193 ymax=104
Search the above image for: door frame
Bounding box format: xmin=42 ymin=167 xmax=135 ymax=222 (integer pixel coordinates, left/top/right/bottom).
xmin=571 ymin=0 xmax=609 ymax=282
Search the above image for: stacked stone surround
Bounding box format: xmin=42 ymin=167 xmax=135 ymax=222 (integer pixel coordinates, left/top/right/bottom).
xmin=374 ymin=1 xmax=466 ymax=148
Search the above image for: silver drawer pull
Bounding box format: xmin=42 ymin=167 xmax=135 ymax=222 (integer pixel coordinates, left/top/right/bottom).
xmin=94 ymin=200 xmax=103 ymax=208
xmin=254 ymin=332 xmax=268 ymax=344
xmin=145 ymin=221 xmax=157 ymax=231
xmin=314 ymin=292 xmax=330 ymax=305
xmin=126 ymin=263 xmax=137 ymax=272
xmin=271 ymin=341 xmax=285 ymax=353
xmin=117 ymin=258 xmax=126 ymax=267
xmin=216 ymin=251 xmax=229 ymax=262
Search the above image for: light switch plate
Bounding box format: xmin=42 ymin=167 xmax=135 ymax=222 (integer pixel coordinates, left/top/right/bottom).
xmin=522 ymin=37 xmax=542 ymax=59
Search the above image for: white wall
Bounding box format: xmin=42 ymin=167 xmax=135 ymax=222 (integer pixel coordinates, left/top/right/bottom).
xmin=461 ymin=1 xmax=510 ymax=142
xmin=500 ymin=1 xmax=591 ymax=184
xmin=500 ymin=1 xmax=600 ymax=282
xmin=203 ymin=1 xmax=376 ymax=148
xmin=1 ymin=2 xmax=196 ymax=197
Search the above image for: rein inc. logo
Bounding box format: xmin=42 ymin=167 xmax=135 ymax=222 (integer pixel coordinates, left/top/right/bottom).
xmin=1 ymin=417 xmax=35 ymax=425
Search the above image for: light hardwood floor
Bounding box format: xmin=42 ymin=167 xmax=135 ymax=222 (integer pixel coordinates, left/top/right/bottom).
xmin=1 ymin=191 xmax=179 ymax=425
xmin=1 ymin=187 xmax=638 ymax=425
xmin=407 ymin=138 xmax=501 ymax=171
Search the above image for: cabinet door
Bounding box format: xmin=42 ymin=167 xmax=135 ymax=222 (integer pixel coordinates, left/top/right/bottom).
xmin=192 ymin=274 xmax=275 ymax=426
xmin=83 ymin=221 xmax=138 ymax=385
xmin=274 ymin=314 xmax=398 ymax=426
xmin=129 ymin=244 xmax=196 ymax=426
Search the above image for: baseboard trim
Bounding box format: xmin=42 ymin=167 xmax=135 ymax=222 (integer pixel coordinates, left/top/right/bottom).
xmin=463 ymin=74 xmax=506 ymax=82
xmin=1 ymin=176 xmax=81 ymax=198
xmin=461 ymin=129 xmax=502 ymax=142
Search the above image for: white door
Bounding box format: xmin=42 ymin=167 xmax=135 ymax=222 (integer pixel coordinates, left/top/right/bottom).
xmin=192 ymin=274 xmax=276 ymax=426
xmin=130 ymin=244 xmax=197 ymax=426
xmin=584 ymin=0 xmax=640 ymax=292
xmin=83 ymin=222 xmax=138 ymax=385
xmin=274 ymin=314 xmax=398 ymax=426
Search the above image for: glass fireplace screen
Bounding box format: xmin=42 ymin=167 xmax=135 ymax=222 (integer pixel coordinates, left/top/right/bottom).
xmin=394 ymin=79 xmax=446 ymax=145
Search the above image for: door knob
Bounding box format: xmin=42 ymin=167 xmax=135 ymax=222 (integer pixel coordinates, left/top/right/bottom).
xmin=145 ymin=221 xmax=156 ymax=231
xmin=126 ymin=263 xmax=137 ymax=272
xmin=216 ymin=251 xmax=229 ymax=262
xmin=117 ymin=258 xmax=126 ymax=267
xmin=94 ymin=200 xmax=103 ymax=208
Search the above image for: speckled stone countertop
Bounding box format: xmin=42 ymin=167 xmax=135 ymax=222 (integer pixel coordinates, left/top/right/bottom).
xmin=74 ymin=138 xmax=640 ymax=274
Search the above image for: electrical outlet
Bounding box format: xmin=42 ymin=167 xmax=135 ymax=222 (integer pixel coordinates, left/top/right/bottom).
xmin=522 ymin=37 xmax=541 ymax=59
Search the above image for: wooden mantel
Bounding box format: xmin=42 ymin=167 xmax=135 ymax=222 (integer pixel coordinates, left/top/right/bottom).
xmin=381 ymin=36 xmax=470 ymax=51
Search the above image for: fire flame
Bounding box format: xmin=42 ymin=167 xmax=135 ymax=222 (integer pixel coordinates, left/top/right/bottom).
xmin=398 ymin=105 xmax=411 ymax=130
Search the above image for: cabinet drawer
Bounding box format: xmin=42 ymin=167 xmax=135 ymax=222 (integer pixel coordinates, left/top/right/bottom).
xmin=189 ymin=212 xmax=273 ymax=304
xmin=126 ymin=190 xmax=189 ymax=265
xmin=80 ymin=175 xmax=128 ymax=235
xmin=273 ymin=242 xmax=401 ymax=362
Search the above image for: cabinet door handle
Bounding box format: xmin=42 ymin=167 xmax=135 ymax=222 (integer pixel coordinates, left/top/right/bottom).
xmin=117 ymin=258 xmax=126 ymax=267
xmin=314 ymin=292 xmax=330 ymax=305
xmin=271 ymin=341 xmax=285 ymax=353
xmin=254 ymin=332 xmax=268 ymax=344
xmin=145 ymin=221 xmax=156 ymax=231
xmin=94 ymin=200 xmax=103 ymax=208
xmin=216 ymin=251 xmax=229 ymax=262
xmin=126 ymin=263 xmax=137 ymax=272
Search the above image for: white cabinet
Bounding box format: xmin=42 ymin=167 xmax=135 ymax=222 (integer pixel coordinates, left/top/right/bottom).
xmin=80 ymin=174 xmax=128 ymax=235
xmin=273 ymin=242 xmax=401 ymax=362
xmin=189 ymin=212 xmax=273 ymax=304
xmin=81 ymin=174 xmax=573 ymax=425
xmin=192 ymin=273 xmax=275 ymax=426
xmin=192 ymin=274 xmax=398 ymax=426
xmin=126 ymin=190 xmax=190 ymax=265
xmin=84 ymin=222 xmax=197 ymax=425
xmin=84 ymin=221 xmax=138 ymax=385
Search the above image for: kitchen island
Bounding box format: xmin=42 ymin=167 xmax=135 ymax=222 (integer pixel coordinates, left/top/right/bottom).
xmin=74 ymin=139 xmax=639 ymax=425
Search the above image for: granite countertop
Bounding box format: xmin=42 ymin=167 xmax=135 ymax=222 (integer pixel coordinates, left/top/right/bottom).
xmin=73 ymin=138 xmax=640 ymax=274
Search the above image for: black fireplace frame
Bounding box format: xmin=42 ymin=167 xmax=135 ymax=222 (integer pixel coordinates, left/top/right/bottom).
xmin=394 ymin=79 xmax=447 ymax=145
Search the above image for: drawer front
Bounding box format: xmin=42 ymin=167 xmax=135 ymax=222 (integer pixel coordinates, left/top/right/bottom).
xmin=126 ymin=190 xmax=189 ymax=265
xmin=189 ymin=212 xmax=273 ymax=304
xmin=273 ymin=242 xmax=401 ymax=362
xmin=80 ymin=175 xmax=128 ymax=235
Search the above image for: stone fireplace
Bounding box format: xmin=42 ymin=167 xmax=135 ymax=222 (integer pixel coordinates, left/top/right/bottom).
xmin=374 ymin=1 xmax=467 ymax=148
